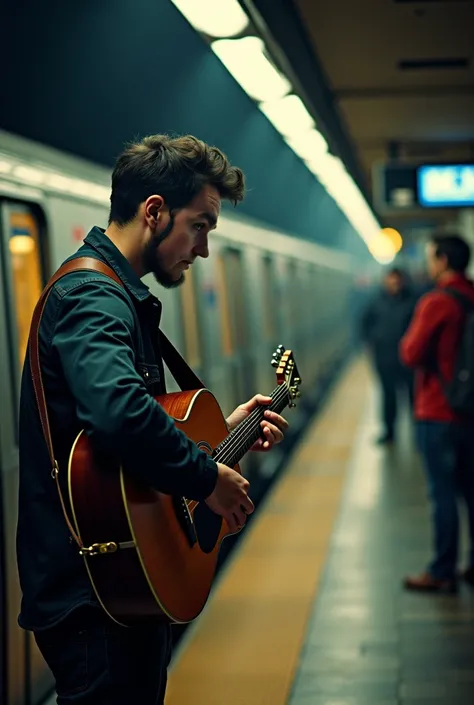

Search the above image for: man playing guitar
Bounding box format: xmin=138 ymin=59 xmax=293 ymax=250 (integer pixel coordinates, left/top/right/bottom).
xmin=16 ymin=134 xmax=288 ymax=704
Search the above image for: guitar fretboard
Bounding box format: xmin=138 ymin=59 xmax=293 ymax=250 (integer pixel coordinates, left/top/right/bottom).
xmin=212 ymin=385 xmax=290 ymax=468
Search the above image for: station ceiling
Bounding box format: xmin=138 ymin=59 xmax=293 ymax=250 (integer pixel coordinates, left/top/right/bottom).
xmin=249 ymin=0 xmax=474 ymax=235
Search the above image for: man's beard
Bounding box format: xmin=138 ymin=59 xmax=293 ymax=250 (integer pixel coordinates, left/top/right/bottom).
xmin=142 ymin=232 xmax=184 ymax=290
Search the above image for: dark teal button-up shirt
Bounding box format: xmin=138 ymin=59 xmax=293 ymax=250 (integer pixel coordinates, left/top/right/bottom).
xmin=17 ymin=227 xmax=218 ymax=630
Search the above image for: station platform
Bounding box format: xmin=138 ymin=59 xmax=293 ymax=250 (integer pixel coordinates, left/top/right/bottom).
xmin=165 ymin=357 xmax=474 ymax=705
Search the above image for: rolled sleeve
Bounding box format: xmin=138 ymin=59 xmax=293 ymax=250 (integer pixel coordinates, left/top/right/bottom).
xmin=52 ymin=279 xmax=217 ymax=500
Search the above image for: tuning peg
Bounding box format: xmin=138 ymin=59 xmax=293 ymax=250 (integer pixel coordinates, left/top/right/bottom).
xmin=277 ymin=344 xmax=285 ymax=353
xmin=271 ymin=359 xmax=279 ymax=367
xmin=272 ymin=351 xmax=281 ymax=360
xmin=294 ymin=377 xmax=301 ymax=385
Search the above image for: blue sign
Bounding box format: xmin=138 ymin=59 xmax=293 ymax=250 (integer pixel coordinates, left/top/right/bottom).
xmin=417 ymin=164 xmax=474 ymax=207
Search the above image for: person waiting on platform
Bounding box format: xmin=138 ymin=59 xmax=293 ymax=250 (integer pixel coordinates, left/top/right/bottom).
xmin=401 ymin=234 xmax=474 ymax=593
xmin=361 ymin=267 xmax=416 ymax=444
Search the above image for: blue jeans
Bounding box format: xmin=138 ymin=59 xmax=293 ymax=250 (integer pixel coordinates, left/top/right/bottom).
xmin=34 ymin=606 xmax=171 ymax=704
xmin=417 ymin=422 xmax=474 ymax=581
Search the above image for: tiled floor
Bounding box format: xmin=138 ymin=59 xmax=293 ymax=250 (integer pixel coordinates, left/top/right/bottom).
xmin=288 ymin=381 xmax=474 ymax=705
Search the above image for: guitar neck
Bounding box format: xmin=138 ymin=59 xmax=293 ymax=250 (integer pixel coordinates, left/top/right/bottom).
xmin=212 ymin=384 xmax=290 ymax=469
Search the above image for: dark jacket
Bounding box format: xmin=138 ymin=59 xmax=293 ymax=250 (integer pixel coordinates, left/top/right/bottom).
xmin=17 ymin=227 xmax=218 ymax=631
xmin=361 ymin=287 xmax=415 ymax=367
xmin=400 ymin=273 xmax=474 ymax=423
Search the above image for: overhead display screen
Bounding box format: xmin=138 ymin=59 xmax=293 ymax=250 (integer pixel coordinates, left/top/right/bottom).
xmin=417 ymin=164 xmax=474 ymax=208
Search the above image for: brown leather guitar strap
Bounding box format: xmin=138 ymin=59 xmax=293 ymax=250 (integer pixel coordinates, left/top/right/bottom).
xmin=29 ymin=256 xmax=204 ymax=551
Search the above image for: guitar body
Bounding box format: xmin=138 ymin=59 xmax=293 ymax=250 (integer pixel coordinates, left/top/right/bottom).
xmin=68 ymin=388 xmax=239 ymax=626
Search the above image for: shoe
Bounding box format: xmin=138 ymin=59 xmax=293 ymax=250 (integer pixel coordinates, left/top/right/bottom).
xmin=461 ymin=567 xmax=474 ymax=586
xmin=403 ymin=571 xmax=457 ymax=594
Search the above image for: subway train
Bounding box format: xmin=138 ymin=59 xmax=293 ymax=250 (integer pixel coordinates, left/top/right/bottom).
xmin=0 ymin=129 xmax=354 ymax=705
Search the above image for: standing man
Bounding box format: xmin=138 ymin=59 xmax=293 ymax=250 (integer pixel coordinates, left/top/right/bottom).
xmin=361 ymin=268 xmax=415 ymax=444
xmin=17 ymin=134 xmax=289 ymax=703
xmin=401 ymin=234 xmax=474 ymax=593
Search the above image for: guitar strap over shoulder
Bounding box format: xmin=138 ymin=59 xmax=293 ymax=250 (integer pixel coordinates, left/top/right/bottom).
xmin=28 ymin=256 xmax=204 ymax=551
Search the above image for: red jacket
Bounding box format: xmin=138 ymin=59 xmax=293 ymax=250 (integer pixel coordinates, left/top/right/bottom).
xmin=400 ymin=273 xmax=474 ymax=422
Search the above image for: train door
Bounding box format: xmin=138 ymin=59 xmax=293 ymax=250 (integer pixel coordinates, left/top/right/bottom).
xmin=0 ymin=200 xmax=53 ymax=705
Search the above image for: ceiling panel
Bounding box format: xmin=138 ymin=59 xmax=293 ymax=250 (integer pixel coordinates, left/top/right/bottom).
xmin=339 ymin=93 xmax=474 ymax=142
xmin=293 ymin=0 xmax=474 ymax=228
xmin=296 ymin=0 xmax=474 ymax=89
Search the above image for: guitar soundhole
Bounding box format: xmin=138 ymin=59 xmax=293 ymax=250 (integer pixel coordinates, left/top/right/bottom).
xmin=193 ymin=502 xmax=223 ymax=554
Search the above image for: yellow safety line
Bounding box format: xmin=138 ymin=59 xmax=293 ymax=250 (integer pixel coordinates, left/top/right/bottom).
xmin=166 ymin=358 xmax=370 ymax=705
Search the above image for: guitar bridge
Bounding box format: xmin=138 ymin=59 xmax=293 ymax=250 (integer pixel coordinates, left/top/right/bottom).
xmin=173 ymin=496 xmax=197 ymax=548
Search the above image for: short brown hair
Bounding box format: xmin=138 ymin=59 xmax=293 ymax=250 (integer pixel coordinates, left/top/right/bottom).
xmin=109 ymin=134 xmax=245 ymax=225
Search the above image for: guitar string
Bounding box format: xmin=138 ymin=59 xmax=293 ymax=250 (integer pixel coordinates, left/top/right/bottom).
xmin=184 ymin=385 xmax=290 ymax=511
xmin=214 ymin=384 xmax=288 ymax=461
xmin=219 ymin=384 xmax=290 ymax=460
xmin=213 ymin=383 xmax=290 ymax=465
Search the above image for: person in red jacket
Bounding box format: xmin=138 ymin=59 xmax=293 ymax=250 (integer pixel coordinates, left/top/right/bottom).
xmin=400 ymin=234 xmax=474 ymax=593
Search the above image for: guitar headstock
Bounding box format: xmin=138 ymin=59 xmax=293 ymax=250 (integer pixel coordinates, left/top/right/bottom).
xmin=271 ymin=344 xmax=302 ymax=408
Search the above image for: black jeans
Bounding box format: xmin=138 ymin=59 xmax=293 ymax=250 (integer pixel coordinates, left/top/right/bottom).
xmin=375 ymin=359 xmax=414 ymax=437
xmin=34 ymin=606 xmax=171 ymax=704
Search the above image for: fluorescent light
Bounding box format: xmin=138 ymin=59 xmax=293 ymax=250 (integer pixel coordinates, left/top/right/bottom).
xmin=260 ymin=95 xmax=314 ymax=136
xmin=368 ymin=233 xmax=396 ymax=264
xmin=171 ymin=0 xmax=248 ymax=37
xmin=288 ymin=130 xmax=328 ymax=165
xmin=212 ymin=37 xmax=291 ymax=102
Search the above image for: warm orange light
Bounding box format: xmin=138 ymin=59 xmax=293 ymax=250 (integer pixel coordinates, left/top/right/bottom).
xmin=10 ymin=235 xmax=35 ymax=255
xmin=381 ymin=228 xmax=403 ymax=253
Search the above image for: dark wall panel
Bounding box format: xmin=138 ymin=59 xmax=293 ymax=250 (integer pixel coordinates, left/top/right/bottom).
xmin=0 ymin=0 xmax=368 ymax=258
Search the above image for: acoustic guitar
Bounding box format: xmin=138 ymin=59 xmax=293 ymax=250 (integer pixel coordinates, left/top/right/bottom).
xmin=68 ymin=345 xmax=302 ymax=625
xmin=29 ymin=257 xmax=302 ymax=626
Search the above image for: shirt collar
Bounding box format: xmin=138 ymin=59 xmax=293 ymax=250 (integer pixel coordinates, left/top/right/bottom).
xmin=83 ymin=226 xmax=151 ymax=302
xmin=437 ymin=272 xmax=470 ymax=289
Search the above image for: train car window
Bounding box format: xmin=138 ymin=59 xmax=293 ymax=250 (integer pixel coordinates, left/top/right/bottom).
xmin=5 ymin=206 xmax=44 ymax=370
xmin=179 ymin=266 xmax=201 ymax=369
xmin=262 ymin=256 xmax=277 ymax=341
xmin=226 ymin=249 xmax=247 ymax=347
xmin=216 ymin=252 xmax=234 ymax=356
xmin=287 ymin=260 xmax=299 ymax=329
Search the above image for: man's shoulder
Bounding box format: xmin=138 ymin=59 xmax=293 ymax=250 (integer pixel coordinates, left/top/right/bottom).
xmin=416 ymin=287 xmax=462 ymax=320
xmin=50 ymin=252 xmax=129 ymax=302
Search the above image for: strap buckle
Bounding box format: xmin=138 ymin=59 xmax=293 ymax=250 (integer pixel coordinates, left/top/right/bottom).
xmin=79 ymin=542 xmax=118 ymax=557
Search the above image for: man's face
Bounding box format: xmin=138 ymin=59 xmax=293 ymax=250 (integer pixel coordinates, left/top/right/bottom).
xmin=143 ymin=184 xmax=220 ymax=288
xmin=384 ymin=272 xmax=402 ymax=296
xmin=425 ymin=241 xmax=446 ymax=281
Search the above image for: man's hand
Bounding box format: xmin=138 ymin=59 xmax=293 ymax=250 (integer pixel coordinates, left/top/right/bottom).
xmin=226 ymin=394 xmax=288 ymax=452
xmin=205 ymin=463 xmax=254 ymax=533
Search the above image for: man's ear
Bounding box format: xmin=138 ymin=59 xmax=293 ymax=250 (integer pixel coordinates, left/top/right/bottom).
xmin=144 ymin=195 xmax=165 ymax=226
